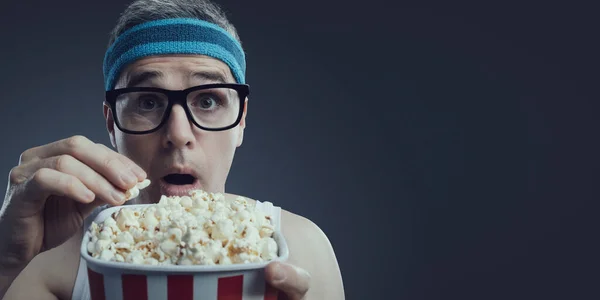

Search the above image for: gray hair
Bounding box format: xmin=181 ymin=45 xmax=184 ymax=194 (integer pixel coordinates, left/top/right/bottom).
xmin=107 ymin=0 xmax=241 ymax=48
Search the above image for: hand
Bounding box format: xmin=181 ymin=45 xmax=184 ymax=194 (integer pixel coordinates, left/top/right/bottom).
xmin=265 ymin=261 xmax=311 ymax=300
xmin=0 ymin=135 xmax=146 ymax=268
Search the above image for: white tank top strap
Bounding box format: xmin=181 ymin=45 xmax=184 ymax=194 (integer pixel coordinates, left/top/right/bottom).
xmin=71 ymin=200 xmax=282 ymax=300
xmin=72 ymin=205 xmax=107 ymax=300
xmin=72 ymin=258 xmax=90 ymax=300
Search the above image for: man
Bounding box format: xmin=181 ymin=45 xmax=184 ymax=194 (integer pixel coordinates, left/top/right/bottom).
xmin=0 ymin=0 xmax=344 ymax=299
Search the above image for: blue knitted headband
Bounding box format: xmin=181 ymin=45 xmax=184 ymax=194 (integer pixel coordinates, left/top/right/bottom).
xmin=103 ymin=18 xmax=246 ymax=91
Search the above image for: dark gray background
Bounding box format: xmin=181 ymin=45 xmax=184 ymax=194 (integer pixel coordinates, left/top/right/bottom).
xmin=1 ymin=0 xmax=598 ymax=299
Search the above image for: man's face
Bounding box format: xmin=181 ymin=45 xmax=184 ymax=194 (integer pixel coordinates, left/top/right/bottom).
xmin=103 ymin=54 xmax=247 ymax=204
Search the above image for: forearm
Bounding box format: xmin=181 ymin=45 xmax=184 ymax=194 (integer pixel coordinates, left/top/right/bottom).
xmin=0 ymin=216 xmax=30 ymax=299
xmin=0 ymin=264 xmax=26 ymax=300
xmin=0 ymin=246 xmax=59 ymax=300
xmin=1 ymin=261 xmax=58 ymax=300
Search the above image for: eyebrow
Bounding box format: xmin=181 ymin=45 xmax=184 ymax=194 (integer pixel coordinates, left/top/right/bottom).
xmin=126 ymin=70 xmax=163 ymax=87
xmin=191 ymin=70 xmax=228 ymax=84
xmin=125 ymin=70 xmax=229 ymax=87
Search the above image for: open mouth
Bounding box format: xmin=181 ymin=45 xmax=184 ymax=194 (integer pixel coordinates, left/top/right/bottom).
xmin=162 ymin=174 xmax=196 ymax=185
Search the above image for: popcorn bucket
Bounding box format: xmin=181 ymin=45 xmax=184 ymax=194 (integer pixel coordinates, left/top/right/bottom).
xmin=81 ymin=205 xmax=290 ymax=300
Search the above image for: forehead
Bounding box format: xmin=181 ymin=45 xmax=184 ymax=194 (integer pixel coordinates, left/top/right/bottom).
xmin=117 ymin=54 xmax=235 ymax=87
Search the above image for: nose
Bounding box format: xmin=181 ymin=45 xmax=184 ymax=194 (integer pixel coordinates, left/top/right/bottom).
xmin=161 ymin=104 xmax=195 ymax=149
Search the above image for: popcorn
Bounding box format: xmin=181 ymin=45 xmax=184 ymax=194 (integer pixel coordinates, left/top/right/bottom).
xmin=87 ymin=190 xmax=279 ymax=266
xmin=99 ymin=249 xmax=115 ymax=261
xmin=115 ymin=208 xmax=140 ymax=231
xmin=125 ymin=179 xmax=151 ymax=201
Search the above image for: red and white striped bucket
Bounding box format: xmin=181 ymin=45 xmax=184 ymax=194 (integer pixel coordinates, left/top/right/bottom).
xmin=81 ymin=205 xmax=289 ymax=300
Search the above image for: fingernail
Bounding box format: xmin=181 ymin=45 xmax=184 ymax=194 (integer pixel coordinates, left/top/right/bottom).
xmin=272 ymin=263 xmax=286 ymax=283
xmin=85 ymin=189 xmax=95 ymax=202
xmin=112 ymin=190 xmax=125 ymax=203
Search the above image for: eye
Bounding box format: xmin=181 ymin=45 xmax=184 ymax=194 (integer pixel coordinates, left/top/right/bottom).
xmin=137 ymin=95 xmax=161 ymax=111
xmin=194 ymin=95 xmax=220 ymax=110
xmin=200 ymin=97 xmax=215 ymax=109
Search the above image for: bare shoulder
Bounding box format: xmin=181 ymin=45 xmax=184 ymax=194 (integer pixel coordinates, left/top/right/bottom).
xmin=4 ymin=229 xmax=83 ymax=300
xmin=281 ymin=210 xmax=345 ymax=299
xmin=223 ymin=193 xmax=345 ymax=298
xmin=280 ymin=210 xmax=345 ymax=299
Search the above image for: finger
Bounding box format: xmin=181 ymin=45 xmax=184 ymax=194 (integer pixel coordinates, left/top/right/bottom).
xmin=97 ymin=143 xmax=146 ymax=180
xmin=265 ymin=261 xmax=310 ymax=300
xmin=26 ymin=168 xmax=95 ymax=205
xmin=18 ymin=155 xmax=128 ymax=206
xmin=20 ymin=136 xmax=91 ymax=163
xmin=19 ymin=136 xmax=141 ymax=190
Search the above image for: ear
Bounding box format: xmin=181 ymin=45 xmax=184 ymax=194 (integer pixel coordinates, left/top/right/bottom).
xmin=103 ymin=102 xmax=117 ymax=148
xmin=236 ymin=98 xmax=248 ymax=147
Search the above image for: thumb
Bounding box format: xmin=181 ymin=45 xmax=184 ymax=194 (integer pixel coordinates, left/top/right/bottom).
xmin=265 ymin=261 xmax=311 ymax=300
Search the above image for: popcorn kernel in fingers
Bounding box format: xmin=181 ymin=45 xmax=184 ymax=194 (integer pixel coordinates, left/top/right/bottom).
xmin=136 ymin=178 xmax=151 ymax=189
xmin=124 ymin=179 xmax=151 ymax=201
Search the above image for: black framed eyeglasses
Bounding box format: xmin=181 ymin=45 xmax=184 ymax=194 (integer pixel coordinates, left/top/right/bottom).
xmin=105 ymin=83 xmax=249 ymax=134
